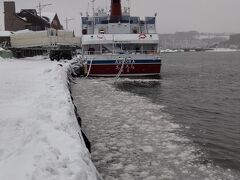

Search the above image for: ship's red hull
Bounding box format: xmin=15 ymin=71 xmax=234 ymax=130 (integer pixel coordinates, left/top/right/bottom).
xmin=86 ymin=63 xmax=161 ymax=77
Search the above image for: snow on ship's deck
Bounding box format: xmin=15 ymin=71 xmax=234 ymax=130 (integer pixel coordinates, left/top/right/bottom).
xmin=0 ymin=57 xmax=99 ymax=180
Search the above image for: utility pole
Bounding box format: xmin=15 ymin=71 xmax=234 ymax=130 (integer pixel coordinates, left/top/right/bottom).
xmin=37 ymin=2 xmax=52 ymax=16
xmin=65 ymin=17 xmax=74 ymax=30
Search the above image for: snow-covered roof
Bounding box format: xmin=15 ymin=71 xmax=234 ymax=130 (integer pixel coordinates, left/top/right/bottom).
xmin=0 ymin=31 xmax=12 ymax=37
xmin=18 ymin=16 xmax=27 ymax=22
xmin=13 ymin=29 xmax=33 ymax=34
xmin=41 ymin=12 xmax=56 ymax=23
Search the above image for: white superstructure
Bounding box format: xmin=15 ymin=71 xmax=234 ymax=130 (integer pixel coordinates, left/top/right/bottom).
xmin=80 ymin=0 xmax=161 ymax=77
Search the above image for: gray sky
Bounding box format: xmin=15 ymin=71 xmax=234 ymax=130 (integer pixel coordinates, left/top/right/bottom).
xmin=1 ymin=0 xmax=240 ymax=35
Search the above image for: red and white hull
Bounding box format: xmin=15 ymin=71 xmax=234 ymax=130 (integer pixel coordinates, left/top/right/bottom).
xmin=84 ymin=59 xmax=161 ymax=77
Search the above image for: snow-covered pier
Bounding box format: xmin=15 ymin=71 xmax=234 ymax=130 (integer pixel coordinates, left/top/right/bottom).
xmin=0 ymin=57 xmax=100 ymax=180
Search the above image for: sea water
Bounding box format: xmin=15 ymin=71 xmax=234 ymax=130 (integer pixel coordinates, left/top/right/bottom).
xmin=72 ymin=52 xmax=240 ymax=180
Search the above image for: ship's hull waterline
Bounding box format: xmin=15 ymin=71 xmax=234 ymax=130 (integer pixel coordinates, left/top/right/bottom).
xmin=85 ymin=59 xmax=161 ymax=77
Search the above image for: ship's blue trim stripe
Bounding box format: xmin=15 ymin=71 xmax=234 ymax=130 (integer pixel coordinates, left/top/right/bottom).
xmin=87 ymin=59 xmax=161 ymax=65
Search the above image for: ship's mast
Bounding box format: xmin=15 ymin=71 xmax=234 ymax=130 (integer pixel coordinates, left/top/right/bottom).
xmin=91 ymin=0 xmax=95 ymax=34
xmin=91 ymin=0 xmax=95 ymax=16
xmin=126 ymin=0 xmax=131 ymax=15
xmin=105 ymin=0 xmax=108 ymax=13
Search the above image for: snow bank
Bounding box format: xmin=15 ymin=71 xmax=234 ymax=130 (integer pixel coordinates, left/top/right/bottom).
xmin=0 ymin=57 xmax=100 ymax=180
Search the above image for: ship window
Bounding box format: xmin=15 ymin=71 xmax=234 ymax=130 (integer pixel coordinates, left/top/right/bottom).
xmin=130 ymin=17 xmax=140 ymax=24
xmin=121 ymin=16 xmax=130 ymax=23
xmin=82 ymin=29 xmax=87 ymax=34
xmin=95 ymin=16 xmax=108 ymax=24
xmin=87 ymin=21 xmax=93 ymax=25
xmin=88 ymin=47 xmax=95 ymax=55
xmin=81 ymin=17 xmax=88 ymax=25
xmin=145 ymin=17 xmax=156 ymax=24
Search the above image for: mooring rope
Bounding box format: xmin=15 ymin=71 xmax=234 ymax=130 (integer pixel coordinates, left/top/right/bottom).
xmin=85 ymin=59 xmax=93 ymax=78
xmin=115 ymin=57 xmax=126 ymax=79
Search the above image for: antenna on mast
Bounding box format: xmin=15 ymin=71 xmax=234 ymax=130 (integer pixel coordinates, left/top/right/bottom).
xmin=65 ymin=17 xmax=74 ymax=30
xmin=126 ymin=0 xmax=131 ymax=14
xmin=37 ymin=2 xmax=52 ymax=17
xmin=91 ymin=0 xmax=95 ymax=16
xmin=105 ymin=0 xmax=108 ymax=13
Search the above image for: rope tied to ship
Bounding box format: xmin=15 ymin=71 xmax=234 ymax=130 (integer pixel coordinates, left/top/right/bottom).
xmin=115 ymin=57 xmax=126 ymax=79
xmin=85 ymin=59 xmax=93 ymax=78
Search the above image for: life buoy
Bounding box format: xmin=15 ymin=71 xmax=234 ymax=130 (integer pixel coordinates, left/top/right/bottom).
xmin=139 ymin=33 xmax=147 ymax=39
xmin=97 ymin=34 xmax=103 ymax=39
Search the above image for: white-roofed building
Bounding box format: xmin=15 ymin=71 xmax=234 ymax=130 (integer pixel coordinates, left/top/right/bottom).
xmin=0 ymin=31 xmax=12 ymax=47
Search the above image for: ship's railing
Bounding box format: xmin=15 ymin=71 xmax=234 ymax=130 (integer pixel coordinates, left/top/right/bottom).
xmin=84 ymin=49 xmax=159 ymax=55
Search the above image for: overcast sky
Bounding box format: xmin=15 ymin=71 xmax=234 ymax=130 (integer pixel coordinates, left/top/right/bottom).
xmin=1 ymin=0 xmax=240 ymax=35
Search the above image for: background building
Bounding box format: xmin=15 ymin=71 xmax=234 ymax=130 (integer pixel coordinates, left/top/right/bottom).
xmin=0 ymin=31 xmax=11 ymax=47
xmin=4 ymin=1 xmax=63 ymax=31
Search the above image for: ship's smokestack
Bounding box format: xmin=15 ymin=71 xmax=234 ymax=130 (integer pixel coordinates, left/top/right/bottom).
xmin=110 ymin=0 xmax=122 ymax=22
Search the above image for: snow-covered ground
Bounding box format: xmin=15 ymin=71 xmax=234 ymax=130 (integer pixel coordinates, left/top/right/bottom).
xmin=0 ymin=57 xmax=100 ymax=180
